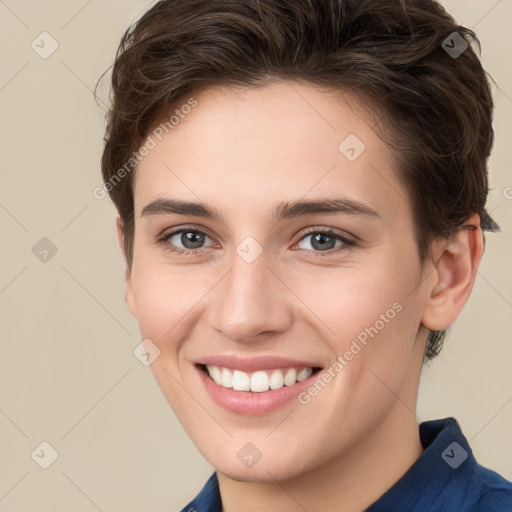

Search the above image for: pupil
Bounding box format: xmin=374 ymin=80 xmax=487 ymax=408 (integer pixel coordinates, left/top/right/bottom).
xmin=182 ymin=231 xmax=204 ymax=249
xmin=312 ymin=233 xmax=334 ymax=251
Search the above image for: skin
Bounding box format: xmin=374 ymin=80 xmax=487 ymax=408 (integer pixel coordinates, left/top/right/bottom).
xmin=117 ymin=80 xmax=484 ymax=512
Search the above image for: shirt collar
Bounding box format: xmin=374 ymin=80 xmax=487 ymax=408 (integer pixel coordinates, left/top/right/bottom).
xmin=365 ymin=417 xmax=478 ymax=510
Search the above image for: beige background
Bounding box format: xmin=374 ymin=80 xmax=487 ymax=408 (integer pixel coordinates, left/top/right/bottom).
xmin=0 ymin=1 xmax=511 ymax=510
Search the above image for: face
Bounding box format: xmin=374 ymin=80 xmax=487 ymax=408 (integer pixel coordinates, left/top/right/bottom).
xmin=124 ymin=81 xmax=431 ymax=482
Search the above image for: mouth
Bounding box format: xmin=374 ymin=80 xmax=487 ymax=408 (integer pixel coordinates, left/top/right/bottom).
xmin=196 ymin=363 xmax=323 ymax=393
xmin=194 ymin=354 xmax=325 ymax=414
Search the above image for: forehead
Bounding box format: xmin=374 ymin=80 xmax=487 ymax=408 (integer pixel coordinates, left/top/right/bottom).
xmin=132 ymin=81 xmax=409 ymax=225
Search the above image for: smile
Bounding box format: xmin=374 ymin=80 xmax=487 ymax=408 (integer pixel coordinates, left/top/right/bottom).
xmin=196 ymin=360 xmax=323 ymax=415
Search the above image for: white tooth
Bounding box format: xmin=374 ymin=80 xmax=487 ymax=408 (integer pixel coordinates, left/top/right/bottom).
xmin=296 ymin=368 xmax=312 ymax=382
xmin=210 ymin=365 xmax=222 ymax=385
xmin=284 ymin=368 xmax=297 ymax=386
xmin=250 ymin=371 xmax=270 ymax=392
xmin=232 ymin=370 xmax=251 ymax=391
xmin=214 ymin=366 xmax=311 ymax=391
xmin=221 ymin=367 xmax=233 ymax=388
xmin=269 ymin=369 xmax=284 ymax=389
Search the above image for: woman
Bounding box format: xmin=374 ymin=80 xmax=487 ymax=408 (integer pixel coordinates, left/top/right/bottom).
xmin=99 ymin=0 xmax=512 ymax=510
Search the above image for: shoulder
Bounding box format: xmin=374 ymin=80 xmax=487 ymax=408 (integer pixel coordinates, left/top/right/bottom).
xmin=471 ymin=466 xmax=512 ymax=512
xmin=366 ymin=417 xmax=512 ymax=512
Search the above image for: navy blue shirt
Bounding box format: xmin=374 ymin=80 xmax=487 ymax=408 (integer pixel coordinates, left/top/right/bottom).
xmin=181 ymin=417 xmax=512 ymax=511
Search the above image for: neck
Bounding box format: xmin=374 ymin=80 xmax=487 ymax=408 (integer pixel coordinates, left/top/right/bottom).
xmin=218 ymin=407 xmax=423 ymax=512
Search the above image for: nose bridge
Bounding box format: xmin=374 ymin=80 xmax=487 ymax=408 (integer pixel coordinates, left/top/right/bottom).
xmin=209 ymin=247 xmax=292 ymax=341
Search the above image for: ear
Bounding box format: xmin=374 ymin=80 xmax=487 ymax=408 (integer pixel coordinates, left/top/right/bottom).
xmin=421 ymin=213 xmax=484 ymax=331
xmin=116 ymin=215 xmax=137 ymax=318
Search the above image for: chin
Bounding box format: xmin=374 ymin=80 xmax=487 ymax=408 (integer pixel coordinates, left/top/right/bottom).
xmin=210 ymin=447 xmax=314 ymax=483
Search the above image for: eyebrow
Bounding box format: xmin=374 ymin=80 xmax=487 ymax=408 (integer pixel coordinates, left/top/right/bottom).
xmin=140 ymin=197 xmax=381 ymax=223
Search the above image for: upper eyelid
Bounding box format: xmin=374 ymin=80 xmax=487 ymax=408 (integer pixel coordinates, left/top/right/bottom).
xmin=159 ymin=225 xmax=214 ymax=239
xmin=296 ymin=227 xmax=355 ymax=241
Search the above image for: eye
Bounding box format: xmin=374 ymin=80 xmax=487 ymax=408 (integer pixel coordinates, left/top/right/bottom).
xmin=294 ymin=228 xmax=355 ymax=255
xmin=157 ymin=227 xmax=215 ymax=255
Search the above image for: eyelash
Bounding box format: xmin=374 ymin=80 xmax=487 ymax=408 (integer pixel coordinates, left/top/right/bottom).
xmin=156 ymin=226 xmax=357 ymax=258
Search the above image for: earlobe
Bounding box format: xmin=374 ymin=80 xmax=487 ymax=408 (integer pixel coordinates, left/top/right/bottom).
xmin=116 ymin=215 xmax=138 ymax=319
xmin=422 ymin=214 xmax=484 ymax=332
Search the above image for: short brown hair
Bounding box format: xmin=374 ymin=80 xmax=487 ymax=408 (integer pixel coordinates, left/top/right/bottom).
xmin=99 ymin=0 xmax=499 ymax=361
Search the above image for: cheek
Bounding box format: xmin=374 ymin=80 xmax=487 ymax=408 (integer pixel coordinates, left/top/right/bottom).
xmin=129 ymin=263 xmax=208 ymax=413
xmin=130 ymin=262 xmax=203 ymax=355
xmin=298 ymin=260 xmax=415 ymax=344
xmin=294 ymin=254 xmax=422 ymax=390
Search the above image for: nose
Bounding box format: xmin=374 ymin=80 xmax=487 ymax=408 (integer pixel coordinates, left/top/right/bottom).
xmin=207 ymin=250 xmax=294 ymax=343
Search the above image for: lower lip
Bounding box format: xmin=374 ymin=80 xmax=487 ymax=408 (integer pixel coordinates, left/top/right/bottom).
xmin=196 ymin=365 xmax=321 ymax=415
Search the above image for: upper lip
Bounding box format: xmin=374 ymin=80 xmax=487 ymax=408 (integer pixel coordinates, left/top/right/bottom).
xmin=196 ymin=354 xmax=323 ymax=373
